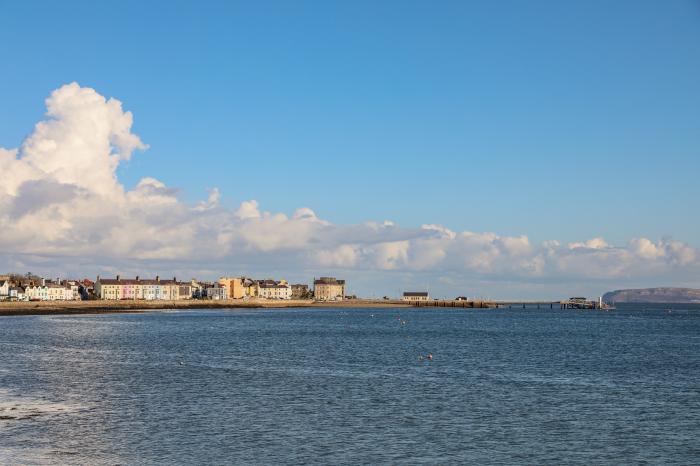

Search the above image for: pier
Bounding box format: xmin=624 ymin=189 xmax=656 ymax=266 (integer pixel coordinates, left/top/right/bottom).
xmin=495 ymin=300 xmax=561 ymax=309
xmin=410 ymin=300 xmax=556 ymax=309
xmin=411 ymin=300 xmax=498 ymax=308
xmin=411 ymin=297 xmax=610 ymax=309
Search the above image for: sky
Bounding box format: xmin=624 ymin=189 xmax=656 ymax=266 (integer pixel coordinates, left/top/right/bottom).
xmin=0 ymin=0 xmax=699 ymax=298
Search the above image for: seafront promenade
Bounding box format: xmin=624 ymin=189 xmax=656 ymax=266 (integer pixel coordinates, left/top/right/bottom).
xmin=0 ymin=297 xmax=611 ymax=316
xmin=0 ymin=298 xmax=413 ymax=316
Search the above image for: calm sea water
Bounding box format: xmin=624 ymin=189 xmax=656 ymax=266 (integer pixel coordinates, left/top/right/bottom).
xmin=1 ymin=304 xmax=699 ymax=465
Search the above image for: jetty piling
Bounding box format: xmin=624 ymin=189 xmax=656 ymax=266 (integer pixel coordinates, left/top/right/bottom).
xmin=411 ymin=299 xmax=595 ymax=309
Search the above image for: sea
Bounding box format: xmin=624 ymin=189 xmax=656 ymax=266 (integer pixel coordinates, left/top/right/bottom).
xmin=1 ymin=304 xmax=699 ymax=465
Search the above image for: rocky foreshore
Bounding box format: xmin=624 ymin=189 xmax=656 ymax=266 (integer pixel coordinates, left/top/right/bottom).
xmin=0 ymin=298 xmax=410 ymax=316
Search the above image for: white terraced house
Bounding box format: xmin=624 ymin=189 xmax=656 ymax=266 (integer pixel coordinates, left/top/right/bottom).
xmin=25 ymin=285 xmax=50 ymax=301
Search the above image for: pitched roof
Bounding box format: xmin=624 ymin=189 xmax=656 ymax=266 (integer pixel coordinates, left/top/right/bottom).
xmin=403 ymin=291 xmax=429 ymax=297
xmin=258 ymin=280 xmax=290 ymax=289
xmin=98 ymin=278 xmax=180 ymax=285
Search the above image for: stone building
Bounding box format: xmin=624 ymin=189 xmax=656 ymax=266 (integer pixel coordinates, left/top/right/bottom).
xmin=313 ymin=277 xmax=345 ymax=301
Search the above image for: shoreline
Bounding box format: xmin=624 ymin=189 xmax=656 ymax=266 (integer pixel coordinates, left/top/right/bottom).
xmin=0 ymin=299 xmax=411 ymax=317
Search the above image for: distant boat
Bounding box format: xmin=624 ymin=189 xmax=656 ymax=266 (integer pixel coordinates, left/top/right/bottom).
xmin=598 ymin=296 xmax=616 ymax=311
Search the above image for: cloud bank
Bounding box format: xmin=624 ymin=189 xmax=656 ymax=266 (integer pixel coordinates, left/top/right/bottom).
xmin=1 ymin=83 xmax=697 ymax=296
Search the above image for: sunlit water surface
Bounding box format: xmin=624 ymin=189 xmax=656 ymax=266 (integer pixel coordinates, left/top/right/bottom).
xmin=1 ymin=304 xmax=699 ymax=464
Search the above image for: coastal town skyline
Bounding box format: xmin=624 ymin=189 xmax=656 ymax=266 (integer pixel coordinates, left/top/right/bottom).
xmin=2 ymin=3 xmax=699 ymax=464
xmin=1 ymin=2 xmax=699 ymax=299
xmin=0 ymin=272 xmax=633 ymax=305
xmin=0 ymin=273 xmax=351 ymax=302
xmin=0 ymin=80 xmax=697 ymax=299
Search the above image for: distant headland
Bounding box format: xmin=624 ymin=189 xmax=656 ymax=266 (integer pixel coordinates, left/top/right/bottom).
xmin=603 ymin=287 xmax=700 ymax=303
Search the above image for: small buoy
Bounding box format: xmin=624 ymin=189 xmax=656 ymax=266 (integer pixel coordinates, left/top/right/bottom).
xmin=179 ymin=361 xmax=184 ymax=365
xmin=427 ymin=353 xmax=433 ymax=361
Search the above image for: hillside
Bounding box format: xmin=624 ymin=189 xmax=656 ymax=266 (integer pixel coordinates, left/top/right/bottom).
xmin=603 ymin=287 xmax=700 ymax=303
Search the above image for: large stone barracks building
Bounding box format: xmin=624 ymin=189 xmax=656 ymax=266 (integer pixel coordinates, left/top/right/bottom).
xmin=313 ymin=277 xmax=345 ymax=301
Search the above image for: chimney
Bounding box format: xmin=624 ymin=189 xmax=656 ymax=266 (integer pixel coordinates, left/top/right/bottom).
xmin=97 ymin=275 xmax=100 ymax=282
xmin=116 ymin=275 xmax=120 ymax=281
xmin=136 ymin=275 xmax=139 ymax=281
xmin=173 ymin=276 xmax=176 ymax=283
xmin=156 ymin=275 xmax=160 ymax=282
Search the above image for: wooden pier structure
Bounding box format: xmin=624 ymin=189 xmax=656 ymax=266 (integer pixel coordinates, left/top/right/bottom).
xmin=411 ymin=297 xmax=611 ymax=310
xmin=411 ymin=300 xmax=498 ymax=308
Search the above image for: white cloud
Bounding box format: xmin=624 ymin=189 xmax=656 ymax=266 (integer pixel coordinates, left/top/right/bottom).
xmin=0 ymin=83 xmax=698 ymax=296
xmin=568 ymin=237 xmax=609 ymax=250
xmin=314 ymin=244 xmax=359 ymax=267
xmin=234 ymin=200 xmax=261 ymax=220
xmin=7 ymin=82 xmax=147 ymax=198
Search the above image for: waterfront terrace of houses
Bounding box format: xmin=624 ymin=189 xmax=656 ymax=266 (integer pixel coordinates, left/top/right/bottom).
xmin=204 ymin=284 xmax=228 ymax=300
xmin=95 ymin=276 xmax=193 ymax=300
xmin=1 ymin=276 xmax=90 ymax=301
xmin=256 ymin=279 xmax=292 ymax=300
xmin=217 ymin=277 xmax=294 ymax=300
xmin=29 ymin=283 xmax=76 ymax=301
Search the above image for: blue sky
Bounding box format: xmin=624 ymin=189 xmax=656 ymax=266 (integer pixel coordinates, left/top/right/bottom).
xmin=0 ymin=1 xmax=699 ymax=296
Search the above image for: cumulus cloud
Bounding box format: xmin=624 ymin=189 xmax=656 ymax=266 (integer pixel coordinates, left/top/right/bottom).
xmin=315 ymin=244 xmax=360 ymax=268
xmin=568 ymin=237 xmax=609 ymax=250
xmin=0 ymin=83 xmax=698 ymax=294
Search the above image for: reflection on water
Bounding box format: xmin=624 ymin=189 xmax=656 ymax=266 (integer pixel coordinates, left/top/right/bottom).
xmin=0 ymin=389 xmax=84 ymax=420
xmin=1 ymin=305 xmax=700 ymax=464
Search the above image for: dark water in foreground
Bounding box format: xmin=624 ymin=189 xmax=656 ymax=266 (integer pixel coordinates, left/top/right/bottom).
xmin=1 ymin=305 xmax=699 ymax=465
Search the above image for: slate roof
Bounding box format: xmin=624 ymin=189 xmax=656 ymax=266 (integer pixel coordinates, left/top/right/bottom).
xmin=98 ymin=278 xmax=181 ymax=285
xmin=403 ymin=292 xmax=429 ymax=297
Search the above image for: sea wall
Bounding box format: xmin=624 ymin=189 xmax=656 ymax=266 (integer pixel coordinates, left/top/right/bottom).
xmin=0 ymin=299 xmax=411 ymax=316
